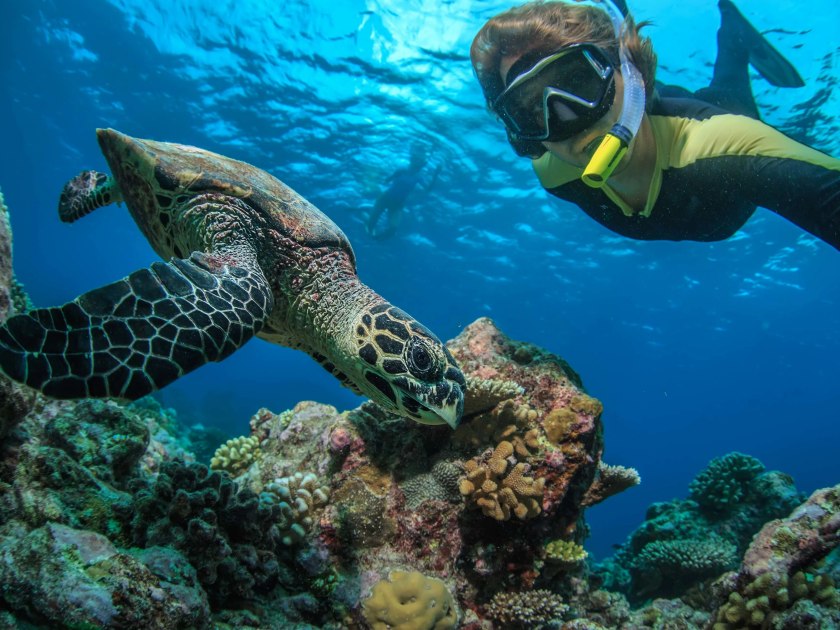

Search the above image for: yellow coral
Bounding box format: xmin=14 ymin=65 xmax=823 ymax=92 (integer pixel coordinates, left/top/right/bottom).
xmin=463 ymin=376 xmax=524 ymax=416
xmin=545 ymin=539 xmax=589 ymax=565
xmin=453 ymin=400 xmax=539 ymax=458
xmin=362 ymin=570 xmax=458 ymax=630
xmin=459 ymin=442 xmax=545 ymax=521
xmin=543 ymin=408 xmax=577 ymax=445
xmin=569 ymin=394 xmax=603 ymax=417
xmin=209 ymin=435 xmax=261 ymax=477
xmin=713 ymin=569 xmax=839 ymax=629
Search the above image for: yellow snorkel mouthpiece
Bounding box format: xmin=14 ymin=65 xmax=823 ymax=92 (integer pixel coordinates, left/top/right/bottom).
xmin=579 ymin=0 xmax=647 ymax=188
xmin=581 ymin=124 xmax=632 ymax=188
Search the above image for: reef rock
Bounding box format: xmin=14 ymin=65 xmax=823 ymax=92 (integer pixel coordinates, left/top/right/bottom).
xmin=223 ymin=316 xmax=637 ymax=627
xmin=0 ymin=189 xmax=34 ymax=440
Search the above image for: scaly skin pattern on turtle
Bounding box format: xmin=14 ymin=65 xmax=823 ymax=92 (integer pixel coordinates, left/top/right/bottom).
xmin=0 ymin=129 xmax=464 ymax=428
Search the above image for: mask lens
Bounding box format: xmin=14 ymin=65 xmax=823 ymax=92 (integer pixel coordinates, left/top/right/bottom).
xmin=495 ymin=45 xmax=614 ymax=142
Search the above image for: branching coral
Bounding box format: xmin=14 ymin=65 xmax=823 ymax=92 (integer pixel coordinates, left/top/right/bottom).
xmin=689 ymin=452 xmax=764 ymax=517
xmin=462 ymin=375 xmax=524 ymax=416
xmin=361 ymin=570 xmax=458 ymax=630
xmin=714 ymin=569 xmax=839 ymax=629
xmin=209 ymin=435 xmax=261 ymax=477
xmin=263 ymin=471 xmax=329 ymax=546
xmin=459 ymin=441 xmax=545 ymax=521
xmin=484 ymin=589 xmax=568 ymax=628
xmin=453 ymin=399 xmax=539 ymax=458
xmin=582 ymin=461 xmax=641 ymax=507
xmin=545 ymin=539 xmax=589 ymax=567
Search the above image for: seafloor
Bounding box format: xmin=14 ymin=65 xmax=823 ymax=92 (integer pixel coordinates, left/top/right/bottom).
xmin=0 ymin=188 xmax=838 ymax=629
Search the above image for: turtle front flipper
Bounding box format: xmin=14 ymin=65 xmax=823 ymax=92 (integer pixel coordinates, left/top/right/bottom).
xmin=58 ymin=170 xmax=123 ymax=223
xmin=0 ymin=250 xmax=273 ymax=400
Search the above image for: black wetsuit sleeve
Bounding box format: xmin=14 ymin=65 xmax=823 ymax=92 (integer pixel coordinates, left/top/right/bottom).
xmin=727 ymin=155 xmax=840 ymax=249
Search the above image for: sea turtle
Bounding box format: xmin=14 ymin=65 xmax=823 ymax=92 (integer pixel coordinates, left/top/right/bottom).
xmin=0 ymin=128 xmax=464 ymax=427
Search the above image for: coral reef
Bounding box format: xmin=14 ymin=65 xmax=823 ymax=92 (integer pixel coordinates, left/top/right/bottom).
xmin=597 ymin=451 xmax=806 ymax=603
xmin=361 ymin=570 xmax=458 ymax=630
xmin=4 ymin=267 xmax=835 ymax=630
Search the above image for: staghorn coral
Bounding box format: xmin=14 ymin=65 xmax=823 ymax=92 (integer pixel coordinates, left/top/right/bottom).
xmin=582 ymin=461 xmax=641 ymax=507
xmin=713 ymin=569 xmax=840 ymax=629
xmin=463 ymin=375 xmax=524 ymax=416
xmin=361 ymin=570 xmax=458 ymax=630
xmin=210 ymin=435 xmax=261 ymax=477
xmin=263 ymin=471 xmax=329 ymax=546
xmin=484 ymin=589 xmax=568 ymax=629
xmin=689 ymin=452 xmax=765 ymax=517
xmin=459 ymin=440 xmax=545 ymax=521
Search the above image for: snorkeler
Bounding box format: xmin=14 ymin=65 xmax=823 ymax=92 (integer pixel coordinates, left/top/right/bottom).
xmin=365 ymin=146 xmax=441 ymax=240
xmin=471 ymin=0 xmax=840 ymax=249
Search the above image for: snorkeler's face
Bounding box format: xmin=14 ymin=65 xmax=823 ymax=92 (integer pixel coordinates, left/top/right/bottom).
xmin=541 ymin=72 xmax=628 ymax=170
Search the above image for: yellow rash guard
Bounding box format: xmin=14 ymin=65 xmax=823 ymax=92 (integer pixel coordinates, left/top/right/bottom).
xmin=533 ymin=97 xmax=840 ymax=249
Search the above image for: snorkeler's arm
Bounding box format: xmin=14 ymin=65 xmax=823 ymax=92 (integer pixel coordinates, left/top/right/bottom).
xmin=715 ymin=120 xmax=840 ymax=248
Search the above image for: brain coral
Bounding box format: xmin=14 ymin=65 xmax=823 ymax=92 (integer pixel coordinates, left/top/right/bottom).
xmin=361 ymin=570 xmax=458 ymax=630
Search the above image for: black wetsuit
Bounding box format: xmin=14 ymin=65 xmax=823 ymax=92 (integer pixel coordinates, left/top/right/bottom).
xmin=533 ymin=96 xmax=840 ymax=249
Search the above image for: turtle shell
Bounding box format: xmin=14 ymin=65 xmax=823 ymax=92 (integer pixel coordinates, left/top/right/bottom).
xmin=96 ymin=128 xmax=355 ymax=264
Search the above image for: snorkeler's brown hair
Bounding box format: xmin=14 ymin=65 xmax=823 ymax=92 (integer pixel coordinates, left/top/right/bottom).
xmin=471 ymin=0 xmax=658 ymax=113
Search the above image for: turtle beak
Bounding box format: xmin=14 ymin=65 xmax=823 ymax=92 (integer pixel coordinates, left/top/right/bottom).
xmin=403 ymin=378 xmax=464 ymax=429
xmin=436 ymin=398 xmax=462 ymax=429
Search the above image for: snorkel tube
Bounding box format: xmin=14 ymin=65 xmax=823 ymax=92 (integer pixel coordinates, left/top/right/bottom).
xmin=581 ymin=0 xmax=646 ymax=187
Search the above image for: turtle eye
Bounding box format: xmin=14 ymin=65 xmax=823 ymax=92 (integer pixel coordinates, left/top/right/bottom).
xmin=406 ymin=338 xmax=440 ymax=381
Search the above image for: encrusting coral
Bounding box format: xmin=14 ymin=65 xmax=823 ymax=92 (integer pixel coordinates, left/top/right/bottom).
xmin=263 ymin=471 xmax=329 ymax=545
xmin=361 ymin=570 xmax=458 ymax=630
xmin=209 ymin=434 xmax=261 ymax=477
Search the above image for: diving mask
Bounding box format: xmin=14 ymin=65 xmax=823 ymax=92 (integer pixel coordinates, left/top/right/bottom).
xmin=493 ymin=43 xmax=617 ymax=143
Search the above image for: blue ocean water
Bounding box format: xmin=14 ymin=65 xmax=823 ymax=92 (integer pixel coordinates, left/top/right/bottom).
xmin=0 ymin=0 xmax=837 ymax=562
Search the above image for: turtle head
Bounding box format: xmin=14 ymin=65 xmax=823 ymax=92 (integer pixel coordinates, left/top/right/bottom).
xmin=352 ymin=304 xmax=464 ymax=428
